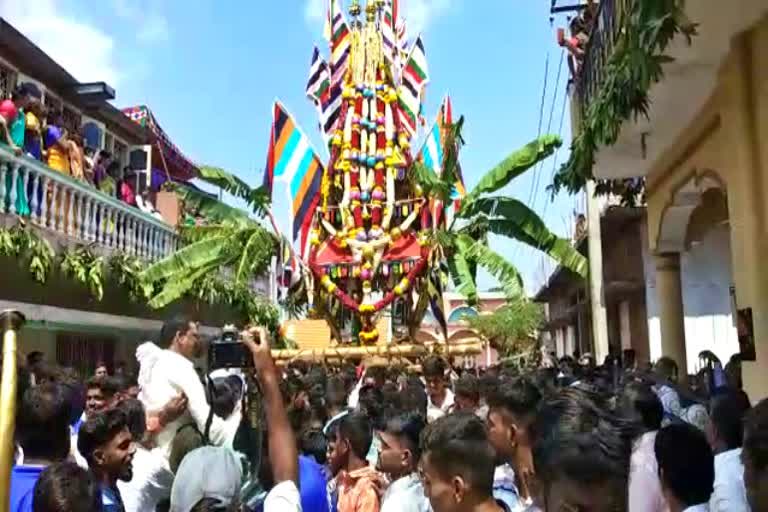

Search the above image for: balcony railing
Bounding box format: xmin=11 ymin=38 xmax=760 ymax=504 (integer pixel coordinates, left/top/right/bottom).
xmin=575 ymin=0 xmax=625 ymax=112
xmin=0 ymin=147 xmax=179 ymax=260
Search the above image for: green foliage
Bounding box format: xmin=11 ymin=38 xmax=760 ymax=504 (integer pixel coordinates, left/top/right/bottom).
xmin=0 ymin=224 xmax=54 ymax=283
xmin=0 ymin=223 xmax=278 ymax=333
xmin=61 ymin=246 xmax=105 ymax=300
xmin=550 ymin=0 xmax=697 ymax=200
xmin=463 ymin=135 xmax=562 ymax=204
xmin=197 ymin=165 xmax=271 ymax=217
xmin=466 ymin=299 xmax=544 ymax=358
xmin=411 ymin=122 xmax=587 ymax=309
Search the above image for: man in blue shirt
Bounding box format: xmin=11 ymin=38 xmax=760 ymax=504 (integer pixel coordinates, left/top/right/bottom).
xmin=10 ymin=382 xmax=72 ymax=512
xmin=78 ymin=407 xmax=136 ymax=512
xmin=299 ymin=454 xmax=331 ymax=512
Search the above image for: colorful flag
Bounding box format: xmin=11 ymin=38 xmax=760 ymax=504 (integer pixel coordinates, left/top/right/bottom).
xmin=440 ymin=96 xmax=466 ymax=203
xmin=421 ymin=120 xmax=443 ymax=175
xmin=398 ymin=36 xmax=429 ymax=139
xmin=263 ymin=102 xmax=325 ymax=244
xmin=381 ymin=0 xmax=397 ymax=65
xmin=306 ymin=46 xmax=330 ymax=104
xmin=319 ymin=82 xmax=343 ymax=143
xmin=328 ymin=0 xmax=351 ymax=84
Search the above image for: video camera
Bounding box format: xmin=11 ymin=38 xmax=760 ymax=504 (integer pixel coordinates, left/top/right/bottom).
xmin=208 ymin=324 xmax=256 ymax=370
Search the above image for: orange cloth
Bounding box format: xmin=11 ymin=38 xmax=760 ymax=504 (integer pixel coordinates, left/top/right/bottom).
xmin=336 ymin=466 xmax=382 ymax=512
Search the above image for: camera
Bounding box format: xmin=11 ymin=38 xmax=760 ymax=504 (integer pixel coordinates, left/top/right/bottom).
xmin=208 ymin=325 xmax=255 ymax=370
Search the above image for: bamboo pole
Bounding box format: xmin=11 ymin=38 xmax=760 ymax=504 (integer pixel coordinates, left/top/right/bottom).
xmin=0 ymin=310 xmax=24 ymax=512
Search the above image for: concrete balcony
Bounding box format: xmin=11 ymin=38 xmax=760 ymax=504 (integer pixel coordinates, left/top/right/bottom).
xmin=0 ymin=146 xmax=179 ymax=259
xmin=576 ymin=0 xmax=768 ymax=180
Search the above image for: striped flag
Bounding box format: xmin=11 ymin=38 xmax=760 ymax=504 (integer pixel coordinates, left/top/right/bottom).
xmin=381 ymin=0 xmax=397 ymax=65
xmin=263 ymin=102 xmax=325 ymax=244
xmin=320 ymin=82 xmax=343 ymax=143
xmin=306 ymin=46 xmax=330 ymax=104
xmin=398 ymin=35 xmax=429 ymax=140
xmin=441 ymin=96 xmax=466 ymax=203
xmin=328 ymin=0 xmax=351 ymax=84
xmin=421 ymin=120 xmax=443 ymax=175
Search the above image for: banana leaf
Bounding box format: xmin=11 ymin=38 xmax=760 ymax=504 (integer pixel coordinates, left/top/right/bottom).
xmin=458 ymin=234 xmax=524 ymax=299
xmin=459 ymin=196 xmax=587 ymax=277
xmin=462 ymin=135 xmax=562 ymax=205
xmin=140 ymin=234 xmax=239 ymax=282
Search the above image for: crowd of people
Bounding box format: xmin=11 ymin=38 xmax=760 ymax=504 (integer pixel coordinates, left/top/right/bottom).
xmin=6 ymin=316 xmax=768 ymax=511
xmin=0 ymin=82 xmax=162 ymax=219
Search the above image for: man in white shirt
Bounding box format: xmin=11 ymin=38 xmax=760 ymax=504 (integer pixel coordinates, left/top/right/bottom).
xmin=423 ymin=356 xmax=454 ymax=423
xmin=123 ymin=317 xmax=238 ymax=511
xmin=655 ymin=424 xmax=714 ymax=512
xmin=706 ymin=390 xmax=751 ymax=512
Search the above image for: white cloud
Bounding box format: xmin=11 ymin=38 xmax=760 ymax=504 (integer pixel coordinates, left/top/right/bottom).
xmin=0 ymin=0 xmax=121 ymax=86
xmin=303 ymin=0 xmax=458 ymax=35
xmin=111 ymin=0 xmax=170 ymax=44
xmin=401 ymin=0 xmax=457 ymax=35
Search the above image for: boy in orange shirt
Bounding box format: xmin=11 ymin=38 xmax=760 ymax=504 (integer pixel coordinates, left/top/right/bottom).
xmin=327 ymin=412 xmax=382 ymax=512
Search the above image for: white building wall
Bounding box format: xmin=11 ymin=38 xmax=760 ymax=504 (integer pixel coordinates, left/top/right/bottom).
xmin=643 ymin=222 xmax=740 ymax=373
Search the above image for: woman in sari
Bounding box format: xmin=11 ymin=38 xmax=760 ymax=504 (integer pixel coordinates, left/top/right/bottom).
xmin=46 ymin=112 xmax=70 ymax=175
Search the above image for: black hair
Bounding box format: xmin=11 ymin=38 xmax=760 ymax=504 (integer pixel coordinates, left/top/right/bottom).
xmin=118 ymin=398 xmax=147 ymax=441
xmin=620 ymin=382 xmax=663 ymax=432
xmin=326 ymin=375 xmax=348 ymax=410
xmin=532 ymin=388 xmax=638 ymax=498
xmin=422 ymin=356 xmax=447 ymax=379
xmin=301 ymin=428 xmax=328 ymax=464
xmin=478 ymin=374 xmax=498 ymax=400
xmin=487 ymin=377 xmax=542 ymax=425
xmin=420 ymin=412 xmax=496 ymax=496
xmin=454 ymin=374 xmax=480 ymax=402
xmin=17 ymin=382 xmax=71 ymax=461
xmin=655 ymin=356 xmax=678 ymax=381
xmin=77 ymin=407 xmax=130 ymax=467
xmin=86 ymin=376 xmax=119 ymax=398
xmin=210 ymin=377 xmax=240 ymax=419
xmin=385 ymin=411 xmax=426 ymax=462
xmin=709 ymin=389 xmax=751 ymax=450
xmin=400 ymin=384 xmax=428 ymax=417
xmin=26 ymin=351 xmax=45 ymax=369
xmin=338 ymin=411 xmax=373 ymax=460
xmin=743 ymin=398 xmax=768 ymax=474
xmin=159 ymin=316 xmax=194 ymax=347
xmin=32 ymin=462 xmax=100 ymax=512
xmin=358 ymin=384 xmax=385 ymax=428
xmin=655 ymin=423 xmax=714 ymax=507
xmin=112 ymin=373 xmax=138 ymax=393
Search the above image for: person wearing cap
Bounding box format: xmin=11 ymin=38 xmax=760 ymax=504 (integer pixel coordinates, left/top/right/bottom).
xmin=169 ymin=446 xmax=243 ymax=511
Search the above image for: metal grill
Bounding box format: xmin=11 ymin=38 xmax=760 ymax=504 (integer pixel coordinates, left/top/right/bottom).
xmin=62 ymin=105 xmax=82 ymax=135
xmin=0 ymin=63 xmax=16 ymax=100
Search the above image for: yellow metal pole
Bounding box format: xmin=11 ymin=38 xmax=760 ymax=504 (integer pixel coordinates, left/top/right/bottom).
xmin=0 ymin=310 xmax=25 ymax=512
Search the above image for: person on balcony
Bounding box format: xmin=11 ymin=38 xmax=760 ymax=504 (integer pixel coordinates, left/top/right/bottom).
xmin=24 ymin=98 xmax=46 ymax=161
xmin=67 ymin=134 xmax=85 ymax=181
xmin=45 ymin=111 xmax=71 ymax=175
xmin=118 ymin=167 xmax=137 ymax=206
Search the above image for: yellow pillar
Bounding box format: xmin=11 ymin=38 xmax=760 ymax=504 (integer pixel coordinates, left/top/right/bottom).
xmin=654 ymin=253 xmax=688 ymax=372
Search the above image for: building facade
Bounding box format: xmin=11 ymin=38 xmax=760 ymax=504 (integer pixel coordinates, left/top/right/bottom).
xmin=572 ymin=2 xmax=768 ymax=396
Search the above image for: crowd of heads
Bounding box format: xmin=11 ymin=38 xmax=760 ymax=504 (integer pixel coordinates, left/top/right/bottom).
xmin=8 ymin=323 xmax=768 ymax=512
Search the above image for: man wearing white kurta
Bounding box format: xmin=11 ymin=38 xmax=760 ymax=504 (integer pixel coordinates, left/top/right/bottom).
xmin=120 ymin=318 xmax=237 ymax=512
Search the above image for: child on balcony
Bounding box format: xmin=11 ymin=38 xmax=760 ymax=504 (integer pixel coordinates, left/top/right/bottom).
xmin=24 ymin=98 xmax=46 ymax=161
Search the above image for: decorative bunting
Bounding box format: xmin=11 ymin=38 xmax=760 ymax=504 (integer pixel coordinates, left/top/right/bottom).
xmin=328 ymin=0 xmax=351 ymax=85
xmin=263 ymin=101 xmax=325 ymax=244
xmin=398 ymin=35 xmax=430 ymax=140
xmin=306 ymin=46 xmax=330 ymax=104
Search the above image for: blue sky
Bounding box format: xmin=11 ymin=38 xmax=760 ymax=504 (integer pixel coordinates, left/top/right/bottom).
xmin=3 ymin=0 xmax=583 ymax=294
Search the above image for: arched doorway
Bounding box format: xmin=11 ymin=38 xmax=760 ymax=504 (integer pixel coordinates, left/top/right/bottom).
xmin=651 ymin=172 xmax=739 ymax=373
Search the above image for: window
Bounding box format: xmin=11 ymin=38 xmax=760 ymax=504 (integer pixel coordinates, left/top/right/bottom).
xmin=62 ymin=105 xmax=82 ymax=135
xmin=113 ymin=138 xmax=128 ymax=168
xmin=56 ymin=332 xmax=117 ymax=377
xmin=0 ymin=62 xmax=17 ymax=100
xmin=82 ymin=121 xmax=104 ymax=150
xmin=44 ymin=92 xmax=63 ymax=116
